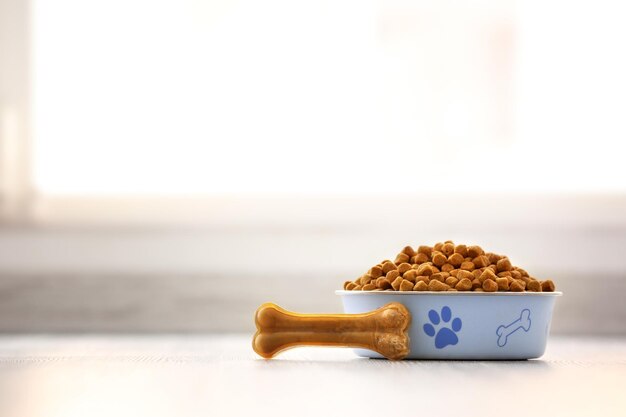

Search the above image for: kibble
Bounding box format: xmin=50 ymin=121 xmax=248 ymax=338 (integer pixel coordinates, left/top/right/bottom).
xmin=448 ymin=253 xmax=464 ymax=267
xmin=460 ymin=261 xmax=475 ymax=271
xmin=344 ymin=242 xmax=556 ymax=293
xmin=391 ymin=276 xmax=403 ymax=291
xmin=467 ymin=245 xmax=484 ymax=258
xmin=482 ymin=279 xmax=498 ymax=292
xmin=401 ymin=246 xmax=416 ymax=257
xmin=416 ymin=263 xmax=434 ymax=276
xmin=455 ymin=278 xmax=473 ymax=291
xmin=369 ymin=266 xmax=383 ymax=279
xmin=454 ymin=244 xmax=468 ymax=257
xmin=376 ymin=277 xmax=392 ymax=290
xmin=397 ymin=263 xmax=412 ymax=275
xmin=382 ymin=261 xmax=396 ymax=274
xmin=428 ymin=280 xmax=450 ymax=291
xmin=479 ymin=268 xmax=497 ymax=283
xmin=497 ymin=257 xmax=513 ymax=272
xmin=403 ymin=270 xmax=418 ymax=282
xmin=526 ymin=280 xmax=541 ymax=292
xmin=445 ymin=276 xmax=459 ymax=287
xmin=395 ymin=253 xmax=410 ymax=264
xmin=473 ymin=255 xmax=490 ymax=268
xmin=442 ymin=242 xmax=455 ymax=256
xmin=399 ymin=279 xmax=414 ymax=291
xmin=496 ymin=277 xmax=509 ymax=291
xmin=432 ymin=252 xmax=447 ymax=267
xmin=541 ymin=280 xmax=556 ymax=292
xmin=386 ymin=270 xmax=400 ymax=282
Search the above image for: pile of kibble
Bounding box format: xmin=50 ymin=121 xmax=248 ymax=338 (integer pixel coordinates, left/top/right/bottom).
xmin=343 ymin=242 xmax=555 ymax=292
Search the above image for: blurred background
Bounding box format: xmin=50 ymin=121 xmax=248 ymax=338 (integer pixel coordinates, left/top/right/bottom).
xmin=0 ymin=0 xmax=625 ymax=335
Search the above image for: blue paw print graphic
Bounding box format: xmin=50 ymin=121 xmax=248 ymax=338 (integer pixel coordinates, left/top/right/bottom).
xmin=423 ymin=306 xmax=462 ymax=349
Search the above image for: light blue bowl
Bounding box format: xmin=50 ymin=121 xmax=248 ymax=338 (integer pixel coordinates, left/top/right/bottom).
xmin=337 ymin=290 xmax=561 ymax=360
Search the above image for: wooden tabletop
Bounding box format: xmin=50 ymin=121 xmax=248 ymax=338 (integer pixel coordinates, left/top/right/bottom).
xmin=0 ymin=335 xmax=624 ymax=417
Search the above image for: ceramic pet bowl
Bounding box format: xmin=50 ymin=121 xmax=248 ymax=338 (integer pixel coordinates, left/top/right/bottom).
xmin=337 ymin=290 xmax=561 ymax=359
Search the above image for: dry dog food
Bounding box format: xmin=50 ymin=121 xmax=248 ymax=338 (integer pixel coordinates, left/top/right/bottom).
xmin=343 ymin=241 xmax=556 ymax=293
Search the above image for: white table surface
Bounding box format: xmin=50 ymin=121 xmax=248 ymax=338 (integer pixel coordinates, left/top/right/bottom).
xmin=0 ymin=335 xmax=624 ymax=417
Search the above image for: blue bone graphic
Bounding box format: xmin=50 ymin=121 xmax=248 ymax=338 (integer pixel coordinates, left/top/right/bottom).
xmin=496 ymin=309 xmax=531 ymax=347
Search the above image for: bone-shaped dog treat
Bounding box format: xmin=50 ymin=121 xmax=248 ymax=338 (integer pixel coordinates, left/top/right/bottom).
xmin=252 ymin=302 xmax=411 ymax=360
xmin=496 ymin=309 xmax=531 ymax=347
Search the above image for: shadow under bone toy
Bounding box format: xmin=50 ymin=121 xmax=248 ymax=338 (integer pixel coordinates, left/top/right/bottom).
xmin=253 ymin=292 xmax=561 ymax=360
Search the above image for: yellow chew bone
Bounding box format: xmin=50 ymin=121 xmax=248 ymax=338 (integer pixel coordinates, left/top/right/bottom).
xmin=252 ymin=302 xmax=411 ymax=360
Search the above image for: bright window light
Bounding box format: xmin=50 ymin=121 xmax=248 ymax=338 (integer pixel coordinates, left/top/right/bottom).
xmin=32 ymin=0 xmax=626 ymax=195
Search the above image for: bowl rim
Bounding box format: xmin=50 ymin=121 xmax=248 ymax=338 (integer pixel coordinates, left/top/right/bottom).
xmin=335 ymin=290 xmax=562 ymax=297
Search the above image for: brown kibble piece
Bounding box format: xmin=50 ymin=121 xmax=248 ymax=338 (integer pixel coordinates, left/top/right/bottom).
xmin=471 ymin=278 xmax=482 ymax=289
xmin=362 ymin=283 xmax=376 ymax=291
xmin=354 ymin=285 xmax=362 ymax=290
xmin=442 ymin=242 xmax=455 ymax=256
xmin=441 ymin=263 xmax=454 ymax=273
xmin=401 ymin=246 xmax=416 ymax=257
xmin=510 ymin=280 xmax=524 ymax=292
xmin=482 ymin=279 xmax=498 ymax=292
xmin=416 ymin=275 xmax=430 ymax=284
xmin=460 ymin=261 xmax=475 ymax=271
xmin=344 ymin=281 xmax=355 ymax=290
xmin=412 ymin=253 xmax=430 ymax=264
xmin=455 ymin=278 xmax=473 ymax=291
xmin=497 ymin=258 xmax=512 ymax=272
xmin=399 ymin=279 xmax=414 ymax=291
xmin=497 ymin=271 xmax=512 ymax=278
xmin=467 ymin=245 xmax=484 ymax=258
xmin=391 ymin=276 xmax=403 ymax=291
xmin=397 ymin=263 xmax=412 ymax=275
xmin=456 ymin=269 xmax=474 ymax=281
xmin=416 ymin=263 xmax=434 ymax=276
xmin=486 ymin=252 xmax=501 ymax=264
xmin=430 ymin=272 xmax=446 ymax=282
xmin=516 ymin=267 xmax=529 ymax=277
xmin=417 ymin=245 xmax=433 ymax=257
xmin=403 ymin=270 xmax=418 ymax=282
xmin=447 ymin=253 xmax=464 ymax=267
xmin=376 ymin=277 xmax=392 ymax=290
xmin=541 ymin=280 xmax=556 ymax=292
xmin=445 ymin=276 xmax=459 ymax=287
xmin=382 ymin=262 xmax=397 ymax=274
xmin=433 ymin=242 xmax=444 ymax=251
xmin=432 ymin=251 xmax=447 ymax=267
xmin=428 ymin=280 xmax=450 ymax=292
xmin=496 ymin=277 xmax=509 ymax=291
xmin=369 ymin=266 xmax=383 ymax=279
xmin=515 ymin=279 xmax=527 ymax=290
xmin=360 ymin=274 xmax=373 ymax=285
xmin=414 ymin=281 xmax=428 ymax=291
xmin=526 ymin=280 xmax=542 ymax=292
xmin=386 ymin=270 xmax=400 ymax=282
xmin=395 ymin=253 xmax=410 ymax=264
xmin=473 ymin=255 xmax=490 ymax=268
xmin=454 ymin=244 xmax=468 ymax=257
xmin=479 ymin=268 xmax=497 ymax=283
xmin=510 ymin=270 xmax=522 ymax=280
